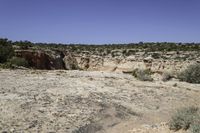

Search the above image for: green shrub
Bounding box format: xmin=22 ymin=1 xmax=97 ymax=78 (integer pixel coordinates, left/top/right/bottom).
xmin=191 ymin=123 xmax=200 ymax=133
xmin=0 ymin=38 xmax=14 ymax=63
xmin=162 ymin=71 xmax=173 ymax=82
xmin=132 ymin=68 xmax=153 ymax=81
xmin=9 ymin=57 xmax=29 ymax=67
xmin=178 ymin=63 xmax=200 ymax=84
xmin=151 ymin=53 xmax=160 ymax=59
xmin=0 ymin=62 xmax=13 ymax=69
xmin=169 ymin=106 xmax=199 ymax=131
xmin=14 ymin=41 xmax=33 ymax=49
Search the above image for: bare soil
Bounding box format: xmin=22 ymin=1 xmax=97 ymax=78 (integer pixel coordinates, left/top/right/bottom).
xmin=0 ymin=70 xmax=199 ymax=133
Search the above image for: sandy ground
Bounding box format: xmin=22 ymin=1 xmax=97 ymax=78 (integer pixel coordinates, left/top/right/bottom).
xmin=0 ymin=69 xmax=200 ymax=133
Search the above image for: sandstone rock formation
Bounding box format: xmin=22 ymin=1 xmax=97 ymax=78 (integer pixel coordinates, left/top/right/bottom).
xmin=75 ymin=51 xmax=200 ymax=72
xmin=15 ymin=50 xmax=80 ymax=70
xmin=15 ymin=49 xmax=200 ymax=73
xmin=15 ymin=50 xmax=65 ymax=69
xmin=62 ymin=52 xmax=79 ymax=70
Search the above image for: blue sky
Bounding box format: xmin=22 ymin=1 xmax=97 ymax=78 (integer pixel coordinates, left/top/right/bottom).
xmin=0 ymin=0 xmax=199 ymax=44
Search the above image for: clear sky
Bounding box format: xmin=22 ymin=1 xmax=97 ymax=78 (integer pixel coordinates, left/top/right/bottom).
xmin=0 ymin=0 xmax=199 ymax=44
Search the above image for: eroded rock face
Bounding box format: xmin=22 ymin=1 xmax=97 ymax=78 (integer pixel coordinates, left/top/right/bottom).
xmin=15 ymin=49 xmax=200 ymax=72
xmin=63 ymin=52 xmax=79 ymax=70
xmin=78 ymin=56 xmax=90 ymax=70
xmin=15 ymin=50 xmax=63 ymax=70
xmin=74 ymin=51 xmax=200 ymax=72
xmin=15 ymin=50 xmax=81 ymax=70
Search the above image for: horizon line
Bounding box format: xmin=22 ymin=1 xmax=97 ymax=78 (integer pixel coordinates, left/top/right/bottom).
xmin=1 ymin=37 xmax=200 ymax=45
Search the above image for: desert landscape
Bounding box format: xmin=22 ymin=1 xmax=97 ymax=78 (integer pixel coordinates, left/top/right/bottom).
xmin=0 ymin=40 xmax=200 ymax=133
xmin=1 ymin=1 xmax=200 ymax=132
xmin=0 ymin=69 xmax=200 ymax=133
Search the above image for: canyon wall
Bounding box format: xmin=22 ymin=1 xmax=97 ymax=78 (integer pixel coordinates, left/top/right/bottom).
xmin=15 ymin=49 xmax=200 ymax=73
xmin=75 ymin=51 xmax=199 ymax=73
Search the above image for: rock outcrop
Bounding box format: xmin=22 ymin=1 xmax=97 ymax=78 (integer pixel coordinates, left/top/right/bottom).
xmin=15 ymin=50 xmax=79 ymax=70
xmin=15 ymin=49 xmax=200 ymax=72
xmin=15 ymin=50 xmax=63 ymax=69
xmin=75 ymin=51 xmax=200 ymax=72
xmin=63 ymin=52 xmax=79 ymax=70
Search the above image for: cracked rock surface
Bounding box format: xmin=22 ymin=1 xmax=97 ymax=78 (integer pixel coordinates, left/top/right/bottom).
xmin=0 ymin=70 xmax=199 ymax=133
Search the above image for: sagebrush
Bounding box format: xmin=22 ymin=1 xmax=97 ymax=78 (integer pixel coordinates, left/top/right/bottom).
xmin=178 ymin=63 xmax=200 ymax=84
xmin=132 ymin=68 xmax=153 ymax=81
xmin=162 ymin=71 xmax=174 ymax=82
xmin=169 ymin=106 xmax=200 ymax=132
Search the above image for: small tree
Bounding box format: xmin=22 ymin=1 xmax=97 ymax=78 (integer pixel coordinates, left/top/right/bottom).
xmin=14 ymin=40 xmax=33 ymax=49
xmin=0 ymin=38 xmax=14 ymax=63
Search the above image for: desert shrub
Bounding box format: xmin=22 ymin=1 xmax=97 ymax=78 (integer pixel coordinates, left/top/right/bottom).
xmin=191 ymin=124 xmax=200 ymax=133
xmin=162 ymin=71 xmax=173 ymax=82
xmin=9 ymin=57 xmax=29 ymax=67
xmin=14 ymin=41 xmax=33 ymax=49
xmin=178 ymin=63 xmax=200 ymax=84
xmin=0 ymin=62 xmax=13 ymax=69
xmin=132 ymin=68 xmax=153 ymax=81
xmin=0 ymin=38 xmax=14 ymax=63
xmin=151 ymin=53 xmax=160 ymax=59
xmin=169 ymin=106 xmax=199 ymax=131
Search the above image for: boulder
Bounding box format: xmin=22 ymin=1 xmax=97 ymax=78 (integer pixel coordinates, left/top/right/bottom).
xmin=79 ymin=57 xmax=90 ymax=70
xmin=63 ymin=52 xmax=79 ymax=70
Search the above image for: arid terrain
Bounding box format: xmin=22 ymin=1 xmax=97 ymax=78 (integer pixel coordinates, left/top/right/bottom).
xmin=1 ymin=40 xmax=200 ymax=132
xmin=1 ymin=0 xmax=200 ymax=131
xmin=0 ymin=69 xmax=199 ymax=133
